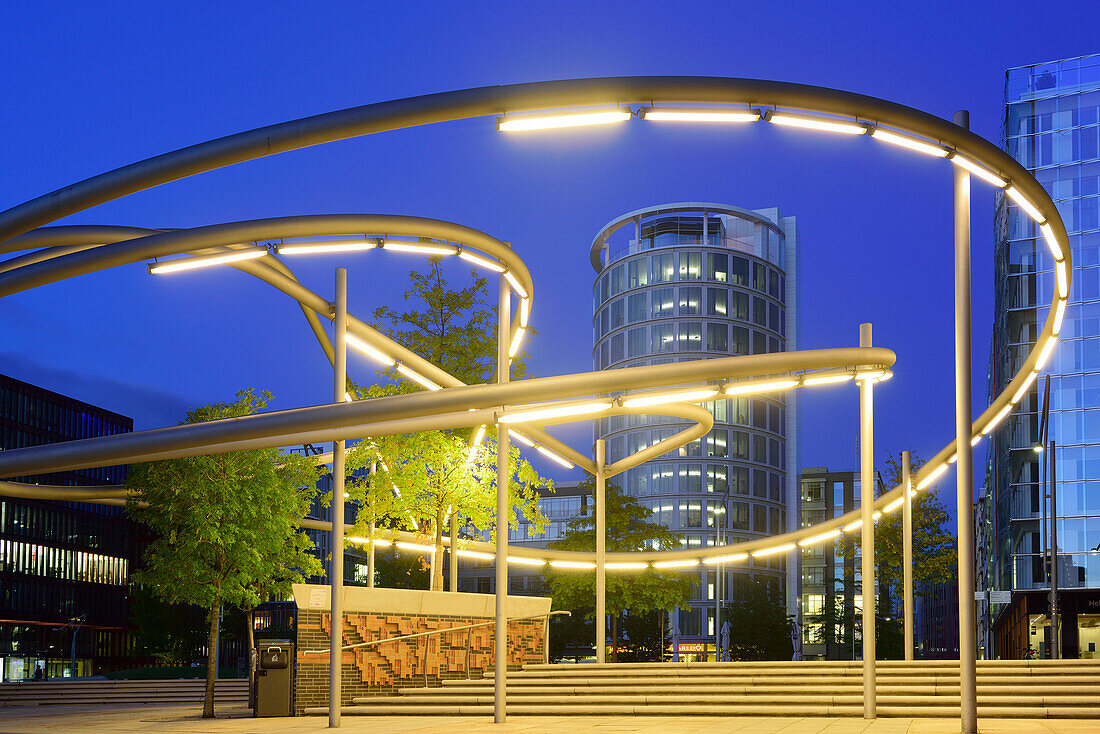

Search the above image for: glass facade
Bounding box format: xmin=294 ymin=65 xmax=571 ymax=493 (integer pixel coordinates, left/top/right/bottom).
xmin=0 ymin=373 xmax=137 ymax=679
xmin=592 ymin=204 xmax=800 ymax=657
xmin=987 ymin=55 xmax=1100 ymax=658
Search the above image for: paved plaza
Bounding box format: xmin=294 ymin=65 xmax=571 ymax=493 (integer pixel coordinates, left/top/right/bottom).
xmin=0 ymin=706 xmax=1095 ymax=734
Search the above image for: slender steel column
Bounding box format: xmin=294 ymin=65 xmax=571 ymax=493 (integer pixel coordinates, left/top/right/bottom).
xmin=368 ymin=461 xmax=375 ymax=589
xmin=954 ymin=108 xmax=978 ymax=734
xmin=1051 ymin=439 xmax=1060 ymax=658
xmin=329 ymin=267 xmax=347 ymax=728
xmin=494 ymin=274 xmax=510 ymax=723
xmin=450 ymin=512 xmax=459 ymax=593
xmin=902 ymin=450 xmax=914 ymax=662
xmin=595 ymin=438 xmax=607 ymax=664
xmin=859 ymin=322 xmax=876 ymax=719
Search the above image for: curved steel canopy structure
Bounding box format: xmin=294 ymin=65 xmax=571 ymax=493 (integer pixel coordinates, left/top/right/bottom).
xmin=0 ymin=76 xmax=1070 ymax=568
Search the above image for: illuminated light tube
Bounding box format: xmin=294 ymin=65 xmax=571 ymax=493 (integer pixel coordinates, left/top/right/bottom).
xmin=458 ymin=250 xmax=505 ymax=273
xmin=1036 ymin=335 xmax=1058 ymax=370
xmin=277 ymin=239 xmax=376 ymax=255
xmin=149 ymin=248 xmax=266 ymax=274
xmin=971 ymin=435 xmax=982 ymax=447
xmin=519 ymin=298 xmax=530 ymax=327
xmin=916 ymin=464 xmax=948 ymax=491
xmin=884 ymin=497 xmax=903 ymax=513
xmin=605 ymin=562 xmax=649 ymax=570
xmin=507 ymin=556 xmax=546 ymax=566
xmin=370 ymin=538 xmax=392 ymax=547
xmin=950 ymin=154 xmax=1007 ymax=188
xmin=504 ymin=270 xmax=529 ymax=299
xmin=1056 ymin=261 xmax=1069 ymax=299
xmin=470 ymin=425 xmax=487 ymax=447
xmin=344 ymin=392 xmax=354 ymax=403
xmin=1040 ymin=223 xmax=1064 ymax=261
xmin=798 ymin=529 xmax=841 ymax=546
xmin=765 ymin=111 xmax=868 ymax=135
xmin=752 ymin=544 xmax=796 ymax=557
xmin=1052 ymin=298 xmax=1067 ymax=336
xmin=856 ymin=369 xmax=892 ymax=382
xmin=872 ymin=511 xmax=882 ymax=521
xmin=508 ymin=430 xmax=535 ymax=447
xmin=347 ymin=536 xmax=370 ymax=544
xmin=1012 ymin=371 xmax=1040 ymax=403
xmin=641 ymin=108 xmax=760 ymax=123
xmin=549 ymin=560 xmax=596 ymax=569
xmin=499 ymin=401 xmax=612 ymax=424
xmin=396 ymin=541 xmax=436 ymax=554
xmin=652 ymin=559 xmax=700 ymax=569
xmin=536 ymin=446 xmax=574 ymax=469
xmin=871 ymin=128 xmax=948 ymax=157
xmin=509 ymin=326 xmax=526 ymax=358
xmin=843 ymin=519 xmax=863 ymax=532
xmin=981 ymin=405 xmax=1013 ymax=435
xmin=703 ymin=553 xmax=749 ymax=564
xmin=724 ymin=379 xmax=799 ymax=396
xmin=456 ymin=549 xmax=495 ymax=560
xmin=381 ymin=240 xmax=457 ymax=256
xmin=345 ymin=333 xmax=396 ymax=366
xmin=803 ymin=374 xmax=853 ymax=386
xmin=396 ymin=364 xmax=442 ymax=391
xmin=947 ymin=453 xmax=959 ymax=465
xmin=498 ymin=109 xmax=631 ymax=132
xmin=1005 ymin=186 xmax=1045 ymax=223
xmin=622 ymin=387 xmax=720 ymax=408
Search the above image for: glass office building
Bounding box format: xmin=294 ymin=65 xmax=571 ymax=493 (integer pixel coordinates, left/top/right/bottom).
xmin=0 ymin=373 xmax=136 ymax=679
xmin=986 ymin=54 xmax=1100 ymax=658
xmin=590 ymin=203 xmax=800 ymax=659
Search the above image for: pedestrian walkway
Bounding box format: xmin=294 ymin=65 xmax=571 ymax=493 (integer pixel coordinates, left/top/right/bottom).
xmin=0 ymin=705 xmax=1096 ymax=734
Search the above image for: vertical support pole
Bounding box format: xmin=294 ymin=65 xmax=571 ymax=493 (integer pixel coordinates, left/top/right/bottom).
xmin=858 ymin=322 xmax=876 ymax=719
xmin=450 ymin=512 xmax=459 ymax=593
xmin=329 ymin=267 xmax=347 ymax=728
xmin=595 ymin=439 xmax=606 ymax=664
xmin=954 ymin=108 xmax=977 ymax=734
xmin=368 ymin=462 xmax=376 ymax=589
xmin=1051 ymin=440 xmax=1060 ymax=659
xmin=902 ymin=450 xmax=914 ymax=662
xmin=494 ymin=273 xmax=510 ymax=724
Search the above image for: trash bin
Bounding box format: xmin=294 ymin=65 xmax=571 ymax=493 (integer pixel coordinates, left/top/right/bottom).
xmin=254 ymin=640 xmax=294 ymax=717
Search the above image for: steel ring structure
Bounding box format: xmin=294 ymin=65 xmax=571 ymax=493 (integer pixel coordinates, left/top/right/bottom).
xmin=0 ymin=76 xmax=1070 ymax=569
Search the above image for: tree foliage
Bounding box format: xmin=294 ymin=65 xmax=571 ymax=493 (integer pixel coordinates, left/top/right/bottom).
xmin=723 ymin=578 xmax=793 ymax=661
xmin=125 ymin=389 xmax=322 ymax=717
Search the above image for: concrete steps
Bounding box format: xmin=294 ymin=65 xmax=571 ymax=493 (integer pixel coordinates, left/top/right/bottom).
xmin=308 ymin=660 xmax=1100 ymax=719
xmin=0 ymin=679 xmax=249 ymax=707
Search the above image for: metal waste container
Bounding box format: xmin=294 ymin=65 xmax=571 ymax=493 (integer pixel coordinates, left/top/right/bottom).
xmin=254 ymin=640 xmax=294 ymax=716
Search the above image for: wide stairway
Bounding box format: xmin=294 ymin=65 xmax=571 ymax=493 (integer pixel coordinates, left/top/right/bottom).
xmin=0 ymin=678 xmax=249 ymax=707
xmin=322 ymin=660 xmax=1100 ymax=718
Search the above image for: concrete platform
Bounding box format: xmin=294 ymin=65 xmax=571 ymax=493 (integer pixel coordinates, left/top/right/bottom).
xmin=0 ymin=705 xmax=1097 ymax=733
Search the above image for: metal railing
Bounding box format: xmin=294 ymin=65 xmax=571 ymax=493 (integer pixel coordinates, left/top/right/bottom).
xmin=304 ymin=610 xmax=570 ymax=686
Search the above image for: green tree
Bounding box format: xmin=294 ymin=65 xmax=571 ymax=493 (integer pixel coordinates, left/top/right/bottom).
xmin=126 ymin=389 xmax=322 ymax=718
xmin=130 ymin=588 xmax=208 ymax=667
xmin=545 ymin=481 xmax=697 ymax=662
xmin=723 ymin=577 xmax=793 ymax=660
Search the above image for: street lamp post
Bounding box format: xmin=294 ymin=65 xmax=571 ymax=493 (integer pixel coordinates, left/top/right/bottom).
xmin=494 ymin=272 xmax=510 ymax=723
xmin=329 ymin=267 xmax=347 ymax=729
xmin=902 ymin=451 xmax=914 ymax=661
xmin=595 ymin=438 xmax=606 ymax=664
xmin=858 ymin=322 xmax=876 ymax=719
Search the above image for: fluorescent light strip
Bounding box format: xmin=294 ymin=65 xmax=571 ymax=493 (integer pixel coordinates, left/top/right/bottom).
xmin=456 ymin=549 xmax=495 ymax=560
xmin=277 ymin=239 xmax=376 ymax=255
xmin=459 ymin=251 xmax=506 ymax=273
xmin=605 ymin=562 xmax=649 ymax=570
xmin=622 ymin=387 xmax=719 ymax=408
xmin=504 ymin=270 xmax=529 ymax=299
xmin=752 ymin=544 xmax=796 ymax=557
xmin=652 ymin=559 xmax=699 ymax=569
xmin=370 ymin=538 xmax=392 ymax=547
xmin=498 ymin=109 xmax=631 ymax=132
xmin=381 ymin=240 xmax=457 ymax=256
xmin=1036 ymin=336 xmax=1058 ymax=370
xmin=799 ymin=529 xmax=841 ymax=546
xmin=724 ymin=379 xmax=799 ymax=396
xmin=803 ymin=374 xmax=853 ymax=386
xmin=519 ymin=298 xmax=531 ymax=327
xmin=396 ymin=364 xmax=441 ymax=391
xmin=1012 ymin=370 xmax=1039 ymax=404
xmin=1040 ymin=223 xmax=1064 ymax=261
xmin=916 ymin=464 xmax=948 ymax=491
xmin=396 ymin=541 xmax=435 ymax=554
xmin=642 ymin=108 xmax=760 ymax=123
xmin=536 ymin=446 xmax=574 ymax=469
xmin=1005 ymin=187 xmax=1045 ymax=223
xmin=884 ymin=498 xmax=904 ymax=513
xmin=767 ymin=112 xmax=867 ymax=135
xmin=947 ymin=453 xmax=958 ymax=464
xmin=856 ymin=370 xmax=892 ymax=382
xmin=507 ymin=556 xmax=546 ymax=567
xmin=982 ymin=405 xmax=1013 ymax=435
xmin=1052 ymin=299 xmax=1067 ymax=336
xmin=1056 ymin=261 xmax=1069 ymax=299
xmin=871 ymin=128 xmax=948 ymax=157
xmin=508 ymin=326 xmax=526 ymax=358
xmin=508 ymin=430 xmax=535 ymax=447
xmin=971 ymin=435 xmax=983 ymax=447
xmin=345 ymin=333 xmax=396 ymax=366
xmin=499 ymin=401 xmax=611 ymax=424
xmin=950 ymin=155 xmax=1007 ymax=188
xmin=843 ymin=520 xmax=862 ymax=532
xmin=702 ymin=553 xmax=748 ymax=565
xmin=149 ymin=248 xmax=266 ymax=274
xmin=549 ymin=560 xmax=596 ymax=569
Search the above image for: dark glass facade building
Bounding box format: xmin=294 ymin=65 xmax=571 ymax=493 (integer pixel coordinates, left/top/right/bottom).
xmin=0 ymin=373 xmax=136 ymax=679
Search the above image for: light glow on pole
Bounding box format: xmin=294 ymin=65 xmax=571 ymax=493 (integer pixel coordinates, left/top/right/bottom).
xmin=345 ymin=333 xmax=395 ymax=366
xmin=1041 ymin=223 xmax=1064 ymax=261
xmin=641 ymin=108 xmax=760 ymax=123
xmin=766 ymin=111 xmax=868 ymax=135
xmin=798 ymin=529 xmax=841 ymax=546
xmin=536 ymin=446 xmax=574 ymax=469
xmin=621 ymin=387 xmax=719 ymax=408
xmin=724 ymin=379 xmax=799 ymax=396
xmin=396 ymin=364 xmax=441 ymax=391
xmin=277 ymin=239 xmax=376 ymax=255
xmin=499 ymin=401 xmax=612 ymax=424
xmin=950 ymin=155 xmax=1007 ymax=188
xmin=148 ymin=248 xmax=266 ymax=274
xmin=702 ymin=553 xmax=748 ymax=564
xmin=381 ymin=240 xmax=457 ymax=256
xmin=497 ymin=109 xmax=631 ymax=132
xmin=1005 ymin=187 xmax=1045 ymax=222
xmin=652 ymin=559 xmax=700 ymax=569
xmin=752 ymin=544 xmax=796 ymax=557
xmin=870 ymin=128 xmax=948 ymax=157
xmin=802 ymin=373 xmax=853 ymax=386
xmin=458 ymin=251 xmax=505 ymax=273
xmin=504 ymin=271 xmax=528 ymax=299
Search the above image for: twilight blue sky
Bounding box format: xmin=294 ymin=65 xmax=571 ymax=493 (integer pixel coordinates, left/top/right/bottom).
xmin=1 ymin=1 xmax=1097 ymax=492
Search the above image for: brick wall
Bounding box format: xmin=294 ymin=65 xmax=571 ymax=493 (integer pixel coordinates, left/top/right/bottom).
xmin=294 ymin=609 xmax=545 ymax=713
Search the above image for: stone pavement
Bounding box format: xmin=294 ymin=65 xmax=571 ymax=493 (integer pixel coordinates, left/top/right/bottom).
xmin=0 ymin=705 xmax=1095 ymax=734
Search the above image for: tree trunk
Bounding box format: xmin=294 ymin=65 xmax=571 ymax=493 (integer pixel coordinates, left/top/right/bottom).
xmin=203 ymin=603 xmax=220 ymax=718
xmin=432 ymin=508 xmax=444 ymax=592
xmin=611 ymin=614 xmax=619 ymax=663
xmin=245 ymin=606 xmax=255 ymax=709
